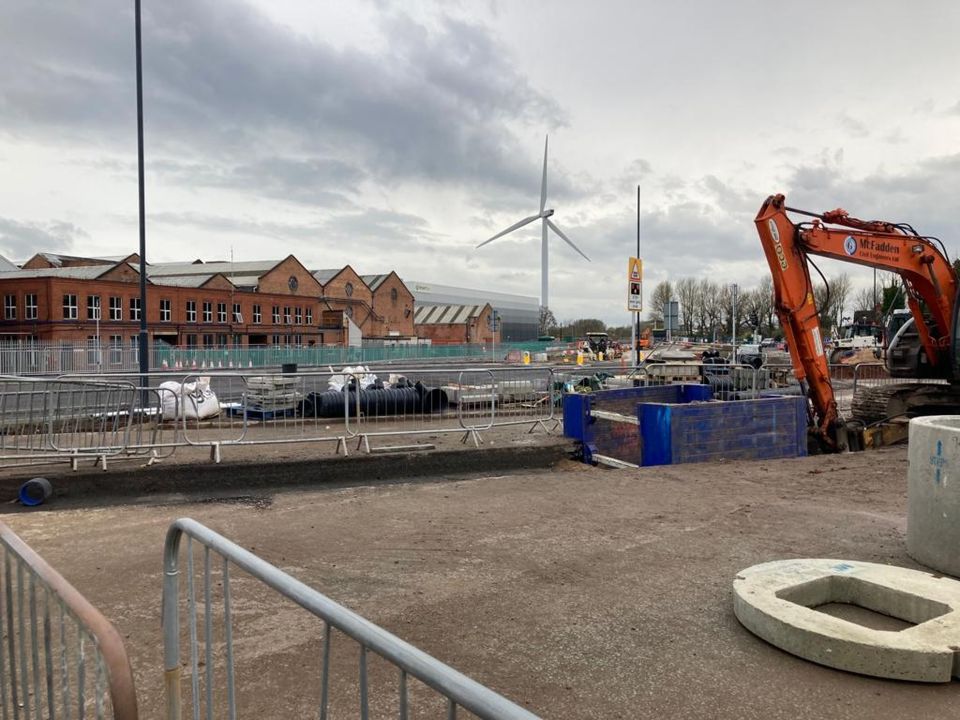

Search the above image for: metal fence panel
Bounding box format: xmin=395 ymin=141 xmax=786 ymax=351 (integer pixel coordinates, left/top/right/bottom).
xmin=0 ymin=522 xmax=138 ymax=720
xmin=163 ymin=518 xmax=539 ymax=720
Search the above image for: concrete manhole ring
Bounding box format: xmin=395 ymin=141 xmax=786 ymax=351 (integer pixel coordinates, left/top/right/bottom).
xmin=733 ymin=558 xmax=960 ymax=682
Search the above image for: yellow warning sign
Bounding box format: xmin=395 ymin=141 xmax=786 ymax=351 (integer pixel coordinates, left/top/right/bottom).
xmin=628 ymin=257 xmax=643 ymax=281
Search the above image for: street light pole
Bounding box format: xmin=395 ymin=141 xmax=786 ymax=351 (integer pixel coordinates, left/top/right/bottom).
xmin=135 ymin=0 xmax=149 ymax=381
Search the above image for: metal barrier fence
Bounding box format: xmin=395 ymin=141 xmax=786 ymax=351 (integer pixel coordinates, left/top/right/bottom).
xmin=0 ymin=376 xmax=146 ymax=469
xmin=163 ymin=518 xmax=539 ymax=720
xmin=0 ymin=521 xmax=138 ymax=720
xmin=0 ymin=366 xmax=559 ymax=465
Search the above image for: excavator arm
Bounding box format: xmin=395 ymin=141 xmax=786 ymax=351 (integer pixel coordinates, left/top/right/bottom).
xmin=754 ymin=194 xmax=959 ymax=448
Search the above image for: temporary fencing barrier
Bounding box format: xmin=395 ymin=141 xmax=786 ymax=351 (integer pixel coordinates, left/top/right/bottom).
xmin=163 ymin=517 xmax=540 ymax=720
xmin=0 ymin=365 xmax=559 ymax=466
xmin=0 ymin=521 xmax=138 ymax=719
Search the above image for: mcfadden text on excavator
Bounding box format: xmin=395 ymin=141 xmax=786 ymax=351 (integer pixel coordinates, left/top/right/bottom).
xmin=755 ymin=193 xmax=960 ymax=451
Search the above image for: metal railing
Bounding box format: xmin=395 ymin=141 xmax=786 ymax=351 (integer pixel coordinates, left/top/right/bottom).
xmin=163 ymin=518 xmax=539 ymax=720
xmin=0 ymin=521 xmax=138 ymax=720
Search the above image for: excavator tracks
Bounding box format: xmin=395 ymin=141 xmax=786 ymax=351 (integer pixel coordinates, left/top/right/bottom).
xmin=850 ymin=382 xmax=960 ymax=424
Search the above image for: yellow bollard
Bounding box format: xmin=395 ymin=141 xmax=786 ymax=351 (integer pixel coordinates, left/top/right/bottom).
xmin=522 ymin=351 xmax=531 ymax=365
xmin=576 ymin=350 xmax=584 ymax=366
xmin=598 ymin=351 xmax=604 ymax=362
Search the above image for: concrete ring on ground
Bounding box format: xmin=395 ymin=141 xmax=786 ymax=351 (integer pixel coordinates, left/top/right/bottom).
xmin=908 ymin=415 xmax=960 ymax=577
xmin=733 ymin=559 xmax=960 ymax=682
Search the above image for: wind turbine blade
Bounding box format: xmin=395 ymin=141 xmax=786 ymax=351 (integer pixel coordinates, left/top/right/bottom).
xmin=476 ymin=214 xmax=541 ymax=249
xmin=540 ymin=135 xmax=548 ymax=213
xmin=546 ymin=218 xmax=590 ymax=261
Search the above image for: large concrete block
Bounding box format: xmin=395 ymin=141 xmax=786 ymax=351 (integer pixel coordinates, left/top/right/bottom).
xmin=734 ymin=558 xmax=960 ymax=682
xmin=907 ymin=416 xmax=960 ymax=577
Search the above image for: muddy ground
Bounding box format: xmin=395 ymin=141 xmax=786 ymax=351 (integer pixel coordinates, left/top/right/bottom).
xmin=2 ymin=445 xmax=956 ymax=719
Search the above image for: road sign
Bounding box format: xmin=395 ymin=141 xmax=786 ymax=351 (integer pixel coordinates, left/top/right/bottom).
xmin=628 ymin=281 xmax=642 ymax=311
xmin=627 ymin=257 xmax=643 ymax=312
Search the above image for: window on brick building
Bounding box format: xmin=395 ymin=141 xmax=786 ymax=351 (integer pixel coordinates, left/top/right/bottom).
xmin=271 ymin=334 xmax=281 ymax=345
xmin=232 ymin=334 xmax=243 ymax=347
xmin=186 ymin=300 xmax=197 ymax=322
xmin=109 ymin=336 xmax=123 ymax=366
xmin=24 ymin=294 xmax=37 ymax=320
xmin=87 ymin=295 xmax=101 ymax=320
xmin=3 ymin=295 xmax=15 ymax=320
xmin=345 ymin=306 xmax=354 ymax=319
xmin=294 ymin=306 xmax=302 ymax=324
xmin=217 ymin=303 xmax=227 ymax=323
xmin=216 ymin=334 xmax=228 ymax=348
xmin=63 ymin=294 xmax=78 ymax=320
xmin=202 ymin=302 xmax=212 ymax=322
xmin=292 ymin=333 xmax=303 ymax=345
xmin=160 ymin=299 xmax=171 ymax=322
xmin=306 ymin=307 xmax=313 ymax=325
xmin=345 ymin=282 xmax=354 ymax=297
xmin=109 ymin=296 xmax=122 ymax=321
xmin=283 ymin=306 xmax=291 ymax=324
xmin=186 ymin=334 xmax=197 ymax=348
xmin=129 ymin=297 xmax=141 ymax=321
xmin=391 ymin=287 xmax=398 ymax=304
xmin=232 ymin=303 xmax=243 ymax=323
xmin=272 ymin=306 xmax=280 ymax=323
xmin=202 ymin=334 xmax=214 ymax=348
xmin=252 ymin=304 xmax=262 ymax=323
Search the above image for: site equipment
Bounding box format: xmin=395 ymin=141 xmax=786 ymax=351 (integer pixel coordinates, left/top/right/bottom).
xmin=830 ymin=309 xmax=884 ymax=364
xmin=755 ymin=193 xmax=960 ymax=449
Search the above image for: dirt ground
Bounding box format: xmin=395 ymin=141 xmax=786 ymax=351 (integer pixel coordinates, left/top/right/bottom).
xmin=2 ymin=445 xmax=957 ymax=719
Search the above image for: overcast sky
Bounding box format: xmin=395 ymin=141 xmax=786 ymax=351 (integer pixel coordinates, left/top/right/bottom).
xmin=1 ymin=0 xmax=959 ymax=324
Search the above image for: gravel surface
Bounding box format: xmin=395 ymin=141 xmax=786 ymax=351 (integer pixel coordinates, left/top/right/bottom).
xmin=3 ymin=445 xmax=957 ymax=719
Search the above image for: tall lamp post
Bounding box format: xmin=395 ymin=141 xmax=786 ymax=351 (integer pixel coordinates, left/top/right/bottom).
xmin=135 ymin=0 xmax=149 ymax=380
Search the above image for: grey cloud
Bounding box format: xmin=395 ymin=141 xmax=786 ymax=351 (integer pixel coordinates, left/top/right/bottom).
xmin=0 ymin=217 xmax=88 ymax=260
xmin=0 ymin=0 xmax=565 ymax=199
xmin=838 ymin=113 xmax=869 ymax=138
xmin=152 ymin=157 xmax=361 ymax=208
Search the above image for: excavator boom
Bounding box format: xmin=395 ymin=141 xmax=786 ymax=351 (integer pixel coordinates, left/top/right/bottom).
xmin=754 ymin=194 xmax=959 ymax=448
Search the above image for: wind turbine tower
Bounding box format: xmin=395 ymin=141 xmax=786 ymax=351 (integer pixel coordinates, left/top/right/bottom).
xmin=476 ymin=135 xmax=590 ymax=313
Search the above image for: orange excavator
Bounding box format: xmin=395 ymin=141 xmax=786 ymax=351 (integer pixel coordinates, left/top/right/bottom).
xmin=755 ymin=194 xmax=960 ymax=450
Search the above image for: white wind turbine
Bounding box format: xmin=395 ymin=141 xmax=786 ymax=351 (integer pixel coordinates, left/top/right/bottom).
xmin=475 ymin=135 xmax=590 ymax=312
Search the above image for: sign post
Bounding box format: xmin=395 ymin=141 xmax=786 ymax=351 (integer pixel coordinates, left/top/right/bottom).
xmin=487 ymin=309 xmax=500 ymax=363
xmin=627 ymin=257 xmax=642 ymax=364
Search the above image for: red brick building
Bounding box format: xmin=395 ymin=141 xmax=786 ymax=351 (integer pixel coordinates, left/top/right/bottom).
xmin=0 ymin=252 xmax=429 ymax=351
xmin=362 ymin=272 xmax=415 ymax=338
xmin=0 ymin=259 xmax=342 ymax=353
xmin=413 ymin=303 xmax=500 ymax=345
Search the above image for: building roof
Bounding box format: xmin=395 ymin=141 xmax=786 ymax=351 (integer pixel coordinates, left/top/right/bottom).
xmin=146 ymin=260 xmax=279 ymax=277
xmin=0 ymin=265 xmax=124 ymax=280
xmin=312 ymin=268 xmax=341 ymax=285
xmin=406 ymin=280 xmax=538 ymax=312
xmin=414 ymin=304 xmax=487 ymax=325
xmin=361 ymin=274 xmax=390 ymax=291
xmin=0 ymin=254 xmax=17 ymax=272
xmin=149 ymin=274 xmax=233 ymax=289
xmin=31 ymin=252 xmax=117 ymax=268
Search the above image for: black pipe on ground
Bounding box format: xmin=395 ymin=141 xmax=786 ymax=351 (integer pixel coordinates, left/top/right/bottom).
xmin=299 ymin=382 xmax=449 ymax=418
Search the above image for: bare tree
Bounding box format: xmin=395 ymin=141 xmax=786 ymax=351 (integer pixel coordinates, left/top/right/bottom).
xmin=853 ymin=286 xmax=876 ymax=313
xmin=675 ymin=277 xmax=698 ymax=335
xmin=755 ymin=276 xmax=776 ymax=336
xmin=830 ymin=273 xmax=852 ymax=328
xmin=649 ymin=280 xmax=673 ymax=323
